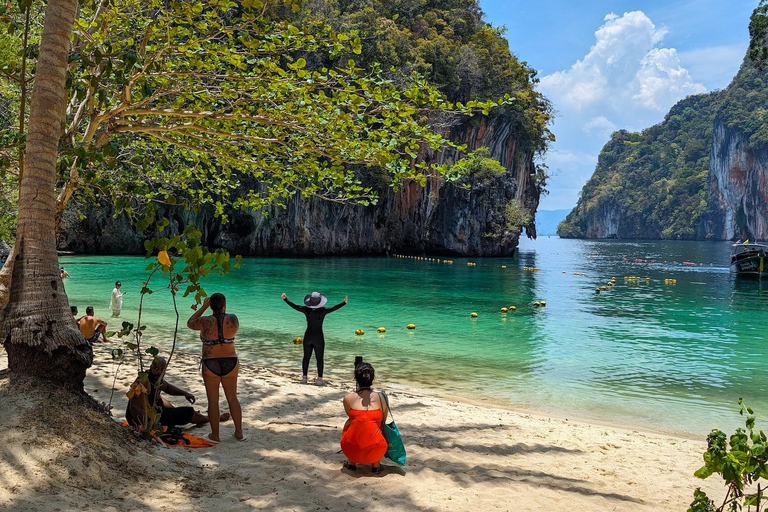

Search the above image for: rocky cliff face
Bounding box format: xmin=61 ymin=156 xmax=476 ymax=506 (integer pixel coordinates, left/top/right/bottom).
xmin=560 ymin=42 xmax=768 ymax=241
xmin=698 ymin=119 xmax=768 ymax=240
xmin=581 ymin=203 xmax=622 ymax=239
xmin=59 ymin=114 xmax=539 ymax=256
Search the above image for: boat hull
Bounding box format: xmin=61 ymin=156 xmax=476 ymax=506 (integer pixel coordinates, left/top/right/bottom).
xmin=730 ymin=258 xmax=768 ymax=277
xmin=730 ymin=243 xmax=768 ymax=277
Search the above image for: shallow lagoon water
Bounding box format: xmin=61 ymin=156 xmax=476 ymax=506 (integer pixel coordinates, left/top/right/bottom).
xmin=61 ymin=238 xmax=768 ymax=435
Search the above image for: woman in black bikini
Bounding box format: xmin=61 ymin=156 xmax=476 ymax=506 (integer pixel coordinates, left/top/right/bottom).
xmin=282 ymin=291 xmax=347 ymax=385
xmin=187 ymin=293 xmax=244 ymax=443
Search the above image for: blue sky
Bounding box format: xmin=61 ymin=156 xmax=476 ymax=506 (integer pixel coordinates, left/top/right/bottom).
xmin=480 ymin=0 xmax=758 ymax=211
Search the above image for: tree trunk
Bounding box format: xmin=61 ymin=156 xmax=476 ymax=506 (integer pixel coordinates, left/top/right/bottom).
xmin=0 ymin=0 xmax=92 ymax=392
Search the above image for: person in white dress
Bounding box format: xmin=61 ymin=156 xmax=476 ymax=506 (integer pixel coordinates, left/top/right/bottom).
xmin=110 ymin=281 xmax=126 ymax=317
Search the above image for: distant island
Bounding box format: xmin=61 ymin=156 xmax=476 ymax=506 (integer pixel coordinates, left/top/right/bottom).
xmin=559 ymin=10 xmax=768 ymax=241
xmin=536 ymin=209 xmax=570 ymax=236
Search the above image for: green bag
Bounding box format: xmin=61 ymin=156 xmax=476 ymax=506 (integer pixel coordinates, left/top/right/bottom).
xmin=379 ymin=390 xmax=406 ymax=466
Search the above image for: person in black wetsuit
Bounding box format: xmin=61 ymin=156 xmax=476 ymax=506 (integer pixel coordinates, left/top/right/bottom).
xmin=282 ymin=291 xmax=347 ymax=386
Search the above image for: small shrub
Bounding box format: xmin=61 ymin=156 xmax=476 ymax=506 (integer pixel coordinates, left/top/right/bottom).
xmin=689 ymin=399 xmax=768 ymax=512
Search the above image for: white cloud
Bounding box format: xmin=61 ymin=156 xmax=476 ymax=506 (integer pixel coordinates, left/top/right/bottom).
xmin=634 ymin=48 xmax=706 ymax=109
xmin=536 ymin=10 xmax=708 ymax=210
xmin=545 ymin=149 xmax=598 ymax=168
xmin=582 ymin=116 xmax=617 ymax=138
xmin=539 ymin=11 xmax=704 ymax=116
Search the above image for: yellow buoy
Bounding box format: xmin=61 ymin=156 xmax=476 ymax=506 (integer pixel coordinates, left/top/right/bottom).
xmin=533 ymin=301 xmax=541 ymax=307
xmin=540 ymin=301 xmax=546 ymax=307
xmin=292 ymin=337 xmax=303 ymax=344
xmin=470 ymin=312 xmax=478 ymax=318
xmin=509 ymin=306 xmax=516 ymax=311
xmin=501 ymin=265 xmax=506 ymax=269
xmin=355 ymin=329 xmax=365 ymax=336
xmin=406 ymin=323 xmax=416 ymax=329
xmin=377 ymin=327 xmax=386 ymax=333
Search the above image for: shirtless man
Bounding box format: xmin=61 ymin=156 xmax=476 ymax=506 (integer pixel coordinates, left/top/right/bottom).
xmin=77 ymin=306 xmax=107 ymax=343
xmin=126 ymin=357 xmax=230 ymax=428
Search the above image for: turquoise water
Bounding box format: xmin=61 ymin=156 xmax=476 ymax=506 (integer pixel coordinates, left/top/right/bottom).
xmin=60 ymin=238 xmax=768 ymax=435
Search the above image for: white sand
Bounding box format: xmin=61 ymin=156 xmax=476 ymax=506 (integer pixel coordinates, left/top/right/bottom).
xmin=0 ymin=343 xmax=722 ymax=511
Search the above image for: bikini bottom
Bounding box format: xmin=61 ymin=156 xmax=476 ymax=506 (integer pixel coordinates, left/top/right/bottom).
xmin=203 ymin=357 xmax=238 ymax=377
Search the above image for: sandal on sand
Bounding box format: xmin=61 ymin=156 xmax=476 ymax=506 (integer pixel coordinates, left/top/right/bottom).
xmin=300 ymin=376 xmax=308 ymax=384
xmin=235 ymin=433 xmax=247 ymax=442
xmin=315 ymin=378 xmax=325 ymax=386
xmin=343 ymin=461 xmax=357 ymax=471
xmin=204 ymin=433 xmax=220 ymax=444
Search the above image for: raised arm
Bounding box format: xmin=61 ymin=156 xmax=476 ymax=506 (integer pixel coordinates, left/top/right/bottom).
xmin=326 ymin=295 xmax=348 ymax=314
xmin=282 ymin=293 xmax=304 ymax=312
xmin=187 ymin=297 xmax=210 ymax=330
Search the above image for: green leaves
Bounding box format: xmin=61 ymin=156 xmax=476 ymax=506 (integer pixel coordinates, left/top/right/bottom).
xmin=142 ymin=226 xmax=234 ymax=306
xmin=40 ymin=0 xmax=523 ymax=218
xmin=687 ymin=488 xmax=715 ymax=512
xmin=749 ymin=1 xmax=768 ymax=69
xmin=690 ymin=401 xmax=768 ymax=511
xmin=2 ymin=0 xmax=552 ymax=247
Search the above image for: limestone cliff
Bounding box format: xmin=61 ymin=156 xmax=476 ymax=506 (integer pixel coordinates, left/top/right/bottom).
xmin=59 ymin=114 xmax=540 ymax=256
xmin=698 ymin=119 xmax=768 ymax=240
xmin=559 ymin=44 xmax=768 ymax=240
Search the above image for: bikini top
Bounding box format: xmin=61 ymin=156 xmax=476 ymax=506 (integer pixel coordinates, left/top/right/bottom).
xmin=200 ymin=314 xmax=235 ymax=345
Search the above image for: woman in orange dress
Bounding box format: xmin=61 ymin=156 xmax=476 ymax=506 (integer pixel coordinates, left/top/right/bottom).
xmin=340 ymin=362 xmax=388 ymax=474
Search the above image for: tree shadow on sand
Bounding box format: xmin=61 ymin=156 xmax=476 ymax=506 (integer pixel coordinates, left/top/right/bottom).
xmin=1 ymin=352 xmax=650 ymax=511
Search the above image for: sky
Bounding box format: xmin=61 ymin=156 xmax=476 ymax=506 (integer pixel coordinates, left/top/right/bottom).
xmin=479 ymin=0 xmax=759 ymax=211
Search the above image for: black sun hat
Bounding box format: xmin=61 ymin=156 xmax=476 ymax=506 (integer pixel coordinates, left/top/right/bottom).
xmin=304 ymin=291 xmax=328 ymax=308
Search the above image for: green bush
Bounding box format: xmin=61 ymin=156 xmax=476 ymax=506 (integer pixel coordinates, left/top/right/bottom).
xmin=689 ymin=399 xmax=768 ymax=512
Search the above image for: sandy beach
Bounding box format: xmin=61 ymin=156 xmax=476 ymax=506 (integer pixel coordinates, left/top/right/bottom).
xmin=0 ymin=342 xmax=721 ymax=511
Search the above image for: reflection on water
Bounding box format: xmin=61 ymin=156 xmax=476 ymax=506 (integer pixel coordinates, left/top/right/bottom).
xmin=59 ymin=238 xmax=768 ymax=435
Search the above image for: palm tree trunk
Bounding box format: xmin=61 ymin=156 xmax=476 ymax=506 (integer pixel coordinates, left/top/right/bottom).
xmin=0 ymin=0 xmax=92 ymax=391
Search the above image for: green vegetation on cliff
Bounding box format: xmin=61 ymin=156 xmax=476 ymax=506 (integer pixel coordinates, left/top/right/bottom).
xmin=559 ymin=49 xmax=768 ymax=240
xmin=0 ymin=0 xmax=552 ymax=245
xmin=558 ymin=92 xmax=721 ymax=239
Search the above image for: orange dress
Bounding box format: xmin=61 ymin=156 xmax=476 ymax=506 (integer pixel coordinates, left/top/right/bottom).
xmin=340 ymin=409 xmax=388 ymax=464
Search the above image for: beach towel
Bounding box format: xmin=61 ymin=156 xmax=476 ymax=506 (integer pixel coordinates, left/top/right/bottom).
xmin=119 ymin=421 xmax=217 ymax=448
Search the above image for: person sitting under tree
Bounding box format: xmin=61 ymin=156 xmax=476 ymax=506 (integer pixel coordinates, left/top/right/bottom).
xmin=126 ymin=357 xmax=230 ymax=429
xmin=77 ymin=306 xmax=107 ymax=344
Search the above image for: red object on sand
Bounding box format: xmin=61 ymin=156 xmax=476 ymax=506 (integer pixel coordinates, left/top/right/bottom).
xmin=340 ymin=409 xmax=388 ymax=464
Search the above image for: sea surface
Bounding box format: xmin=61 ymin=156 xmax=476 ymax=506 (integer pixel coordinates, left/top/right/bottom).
xmin=60 ymin=238 xmax=768 ymax=436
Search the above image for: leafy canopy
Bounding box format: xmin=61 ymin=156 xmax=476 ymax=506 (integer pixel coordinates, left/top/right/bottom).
xmin=0 ymin=0 xmax=507 ymax=231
